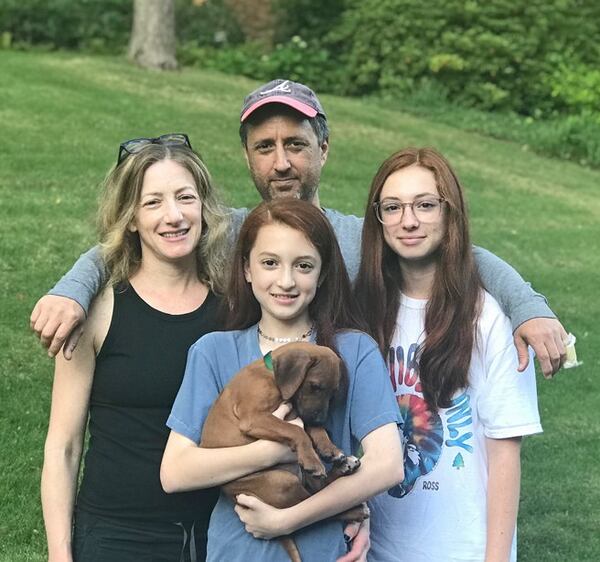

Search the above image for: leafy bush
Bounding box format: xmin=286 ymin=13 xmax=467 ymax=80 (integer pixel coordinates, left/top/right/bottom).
xmin=547 ymin=57 xmax=600 ymax=114
xmin=178 ymin=35 xmax=344 ymax=92
xmin=272 ymin=0 xmax=347 ymax=43
xmin=0 ymin=0 xmax=131 ymax=52
xmin=177 ymin=42 xmax=263 ymax=75
xmin=330 ymin=0 xmax=600 ymax=116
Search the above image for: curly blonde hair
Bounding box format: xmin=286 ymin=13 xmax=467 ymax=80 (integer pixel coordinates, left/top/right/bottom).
xmin=97 ymin=143 xmax=230 ymax=293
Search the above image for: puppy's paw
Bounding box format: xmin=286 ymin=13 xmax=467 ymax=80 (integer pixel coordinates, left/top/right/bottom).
xmin=329 ymin=450 xmax=346 ymax=464
xmin=298 ymin=448 xmax=327 ymax=478
xmin=316 ymin=445 xmax=345 ymax=464
xmin=334 ymin=454 xmax=361 ymax=475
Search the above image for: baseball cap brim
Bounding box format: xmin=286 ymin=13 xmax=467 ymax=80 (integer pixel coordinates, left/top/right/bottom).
xmin=240 ymin=95 xmax=318 ymax=122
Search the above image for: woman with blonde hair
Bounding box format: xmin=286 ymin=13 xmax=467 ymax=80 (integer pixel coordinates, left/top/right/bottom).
xmin=41 ymin=134 xmax=229 ymax=562
xmin=355 ymin=147 xmax=542 ymax=562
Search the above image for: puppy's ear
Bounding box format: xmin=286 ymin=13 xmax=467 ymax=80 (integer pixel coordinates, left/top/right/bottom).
xmin=272 ymin=345 xmax=313 ymax=400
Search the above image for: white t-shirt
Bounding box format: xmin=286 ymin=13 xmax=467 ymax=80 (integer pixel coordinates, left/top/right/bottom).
xmin=368 ymin=292 xmax=542 ymax=562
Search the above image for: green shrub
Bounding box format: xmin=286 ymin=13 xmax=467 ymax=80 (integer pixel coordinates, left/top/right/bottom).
xmin=177 ymin=42 xmax=263 ymax=75
xmin=272 ymin=0 xmax=347 ymax=43
xmin=547 ymin=57 xmax=600 ymax=114
xmin=252 ymin=36 xmax=343 ymax=91
xmin=178 ymin=36 xmax=343 ymax=93
xmin=0 ymin=0 xmax=131 ymax=52
xmin=330 ymin=0 xmax=600 ymax=115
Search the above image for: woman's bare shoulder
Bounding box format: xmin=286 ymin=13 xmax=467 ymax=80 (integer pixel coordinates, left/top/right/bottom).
xmin=87 ymin=285 xmax=115 ymax=353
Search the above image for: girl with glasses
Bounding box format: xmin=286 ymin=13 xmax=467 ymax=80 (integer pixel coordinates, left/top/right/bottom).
xmin=41 ymin=137 xmax=229 ymax=561
xmin=354 ymin=147 xmax=542 ymax=562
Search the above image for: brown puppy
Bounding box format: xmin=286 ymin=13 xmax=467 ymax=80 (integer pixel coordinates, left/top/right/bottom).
xmin=200 ymin=341 xmax=368 ymax=562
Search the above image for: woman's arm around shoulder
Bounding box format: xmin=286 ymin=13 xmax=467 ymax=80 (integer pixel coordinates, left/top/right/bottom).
xmin=41 ymin=287 xmax=112 ymax=562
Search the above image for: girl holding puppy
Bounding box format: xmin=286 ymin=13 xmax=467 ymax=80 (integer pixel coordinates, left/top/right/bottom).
xmin=161 ymin=198 xmax=403 ymax=561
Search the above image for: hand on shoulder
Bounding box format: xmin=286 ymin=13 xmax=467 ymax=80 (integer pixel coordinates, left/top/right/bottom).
xmin=513 ymin=317 xmax=568 ymax=378
xmin=30 ymin=295 xmax=86 ymax=359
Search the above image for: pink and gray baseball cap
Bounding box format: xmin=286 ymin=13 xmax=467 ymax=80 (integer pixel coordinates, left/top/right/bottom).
xmin=240 ymin=79 xmax=327 ymax=122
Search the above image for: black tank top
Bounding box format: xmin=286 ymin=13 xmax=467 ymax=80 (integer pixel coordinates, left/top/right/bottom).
xmin=77 ymin=284 xmax=221 ymax=522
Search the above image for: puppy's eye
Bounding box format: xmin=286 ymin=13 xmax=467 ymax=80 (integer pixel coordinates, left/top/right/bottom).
xmin=309 ymin=382 xmax=323 ymax=392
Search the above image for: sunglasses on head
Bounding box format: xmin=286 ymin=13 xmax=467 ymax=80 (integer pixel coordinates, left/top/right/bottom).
xmin=117 ymin=133 xmax=192 ymax=166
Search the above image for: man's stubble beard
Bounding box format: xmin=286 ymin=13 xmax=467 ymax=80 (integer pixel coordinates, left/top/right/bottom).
xmin=253 ymin=176 xmax=318 ymax=203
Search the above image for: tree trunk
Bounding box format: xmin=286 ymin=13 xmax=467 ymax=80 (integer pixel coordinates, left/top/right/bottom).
xmin=128 ymin=0 xmax=177 ymax=70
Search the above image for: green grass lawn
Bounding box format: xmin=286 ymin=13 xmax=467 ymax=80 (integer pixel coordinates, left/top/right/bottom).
xmin=0 ymin=50 xmax=598 ymax=561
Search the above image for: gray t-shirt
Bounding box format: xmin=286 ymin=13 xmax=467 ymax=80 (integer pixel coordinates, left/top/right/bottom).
xmin=49 ymin=207 xmax=555 ymax=331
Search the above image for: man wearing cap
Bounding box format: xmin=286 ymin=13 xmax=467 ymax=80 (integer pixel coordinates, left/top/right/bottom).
xmin=31 ymin=78 xmax=567 ymax=377
xmin=234 ymin=80 xmax=364 ymax=284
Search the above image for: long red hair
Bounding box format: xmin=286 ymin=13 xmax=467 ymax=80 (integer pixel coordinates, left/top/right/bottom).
xmin=354 ymin=147 xmax=482 ymax=409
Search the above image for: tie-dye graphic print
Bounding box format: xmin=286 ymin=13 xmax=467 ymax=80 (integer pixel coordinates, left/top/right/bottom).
xmin=367 ymin=295 xmax=541 ymax=562
xmin=389 ymin=393 xmax=443 ymax=497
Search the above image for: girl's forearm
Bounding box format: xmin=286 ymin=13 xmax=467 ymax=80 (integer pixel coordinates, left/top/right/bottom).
xmin=161 ymin=434 xmax=294 ymax=493
xmin=485 ymin=437 xmax=522 ymax=562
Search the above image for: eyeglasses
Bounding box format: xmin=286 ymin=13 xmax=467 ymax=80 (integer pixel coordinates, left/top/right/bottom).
xmin=374 ymin=196 xmax=446 ymax=225
xmin=117 ymin=133 xmax=192 ymax=166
